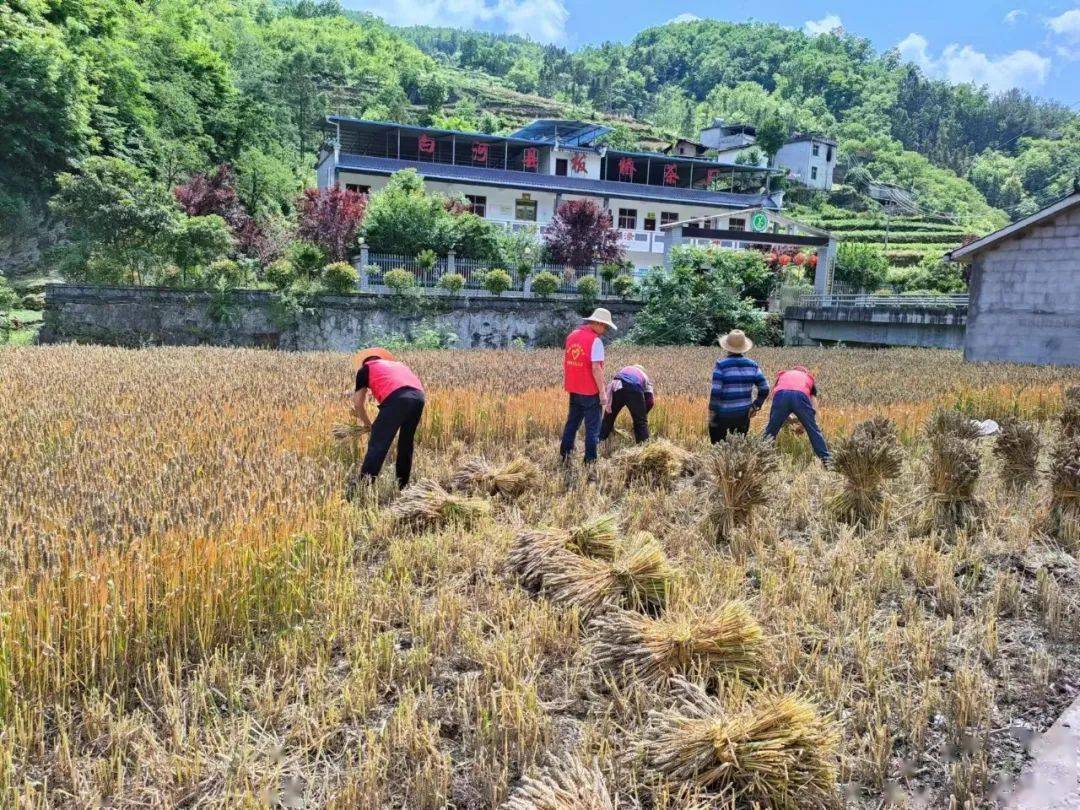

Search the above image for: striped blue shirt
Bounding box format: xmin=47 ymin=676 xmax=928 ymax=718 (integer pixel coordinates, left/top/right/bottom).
xmin=710 ymin=355 xmax=770 ymax=414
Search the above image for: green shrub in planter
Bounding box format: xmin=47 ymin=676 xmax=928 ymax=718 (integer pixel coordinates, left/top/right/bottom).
xmin=266 ymin=259 xmax=296 ymax=290
xmin=384 ymin=268 xmax=416 ymax=292
xmin=483 ymin=267 xmax=513 ymax=296
xmin=531 ymin=270 xmax=560 ymax=298
xmin=438 ymin=272 xmax=465 ymax=294
xmin=611 ymin=273 xmax=637 ymax=299
xmin=20 ymin=292 xmax=46 ymax=311
xmin=416 ymin=248 xmax=438 ymax=272
xmin=323 ymin=261 xmax=359 ymax=293
xmin=576 ymin=275 xmax=599 ymax=302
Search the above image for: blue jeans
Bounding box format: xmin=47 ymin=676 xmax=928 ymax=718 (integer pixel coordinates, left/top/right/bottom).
xmin=560 ymin=393 xmax=602 ymax=462
xmin=764 ymin=390 xmax=830 ymax=463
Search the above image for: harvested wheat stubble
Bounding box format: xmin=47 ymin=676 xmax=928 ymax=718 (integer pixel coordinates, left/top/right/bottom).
xmin=926 ymin=433 xmax=983 ymax=534
xmin=1042 ymin=435 xmax=1080 ymax=549
xmin=450 ymin=456 xmax=540 ymax=497
xmin=589 ymin=602 xmax=762 ymax=686
xmin=390 ymin=479 xmax=492 ymax=528
xmin=614 ymin=439 xmax=695 ymax=488
xmin=993 ymin=417 xmax=1040 ymax=488
xmin=509 ymin=515 xmax=619 ymax=590
xmin=644 ymin=678 xmax=839 ymax=809
xmin=542 ymin=532 xmax=675 ymax=616
xmin=828 ymin=417 xmax=903 ymax=526
xmin=705 ymin=434 xmax=779 ymax=544
xmin=500 ymin=754 xmax=614 ymax=810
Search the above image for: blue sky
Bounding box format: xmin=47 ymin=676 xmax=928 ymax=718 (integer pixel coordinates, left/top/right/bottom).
xmin=348 ymin=0 xmax=1080 ymax=105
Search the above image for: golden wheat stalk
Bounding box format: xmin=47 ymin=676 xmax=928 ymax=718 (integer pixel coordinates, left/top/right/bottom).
xmin=706 ymin=434 xmax=779 ymax=543
xmin=589 ymin=602 xmax=762 ymax=686
xmin=542 ymin=532 xmax=675 ymax=616
xmin=507 ymin=515 xmax=620 ymax=590
xmin=331 ymin=421 xmax=371 ymax=443
xmin=644 ymin=678 xmax=839 ymax=809
xmin=614 ymin=439 xmax=695 ymax=488
xmin=450 ymin=456 xmax=540 ymax=497
xmin=390 ymin=479 xmax=492 ymax=528
xmin=501 ymin=754 xmax=614 ymax=810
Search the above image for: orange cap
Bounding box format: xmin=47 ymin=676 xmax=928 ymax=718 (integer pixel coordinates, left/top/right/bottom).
xmin=354 ymin=347 xmax=396 ymax=370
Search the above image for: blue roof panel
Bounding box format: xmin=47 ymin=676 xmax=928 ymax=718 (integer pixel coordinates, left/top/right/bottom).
xmin=334 ymin=153 xmax=780 ymax=210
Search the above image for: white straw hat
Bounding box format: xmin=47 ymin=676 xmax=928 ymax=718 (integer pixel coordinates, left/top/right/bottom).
xmin=584 ymin=307 xmax=617 ymax=330
xmin=719 ymin=329 xmax=753 ymax=353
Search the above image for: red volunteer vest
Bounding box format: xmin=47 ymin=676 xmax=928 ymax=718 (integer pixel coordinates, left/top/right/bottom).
xmin=774 ymin=368 xmax=815 ymax=397
xmin=564 ymin=326 xmax=601 ymax=395
xmin=366 ymin=360 xmax=424 ymax=404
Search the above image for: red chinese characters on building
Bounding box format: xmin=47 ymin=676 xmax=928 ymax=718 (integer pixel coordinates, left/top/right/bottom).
xmin=570 ymin=153 xmax=587 ymax=174
xmin=706 ymin=168 xmax=721 ymax=187
xmin=617 ymin=156 xmax=636 ymax=180
xmin=418 ymin=134 xmax=436 ymax=155
xmin=663 ymin=163 xmax=679 ymax=186
xmin=471 ymin=142 xmax=489 ymax=163
xmin=522 ymin=147 xmax=539 ymax=170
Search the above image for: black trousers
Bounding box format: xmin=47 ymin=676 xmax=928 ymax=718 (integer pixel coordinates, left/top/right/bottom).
xmin=709 ymin=409 xmax=750 ymax=444
xmin=360 ymin=389 xmax=425 ymax=488
xmin=600 ymin=386 xmax=650 ymax=443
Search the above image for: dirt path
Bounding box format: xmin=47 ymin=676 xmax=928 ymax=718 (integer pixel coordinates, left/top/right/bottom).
xmin=1005 ymin=693 xmax=1080 ymax=809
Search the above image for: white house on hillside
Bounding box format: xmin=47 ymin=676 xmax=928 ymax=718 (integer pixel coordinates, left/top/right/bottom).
xmin=773 ymin=134 xmax=837 ymax=190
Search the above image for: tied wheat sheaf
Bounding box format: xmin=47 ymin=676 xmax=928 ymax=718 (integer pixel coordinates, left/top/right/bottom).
xmin=451 ymin=456 xmax=540 ymax=497
xmin=705 ymin=433 xmax=780 ymax=543
xmin=2 ymin=345 xmax=1080 ymax=808
xmin=993 ymin=417 xmax=1041 ymax=489
xmin=614 ymin=439 xmax=695 ymax=488
xmin=828 ymin=416 xmax=903 ymax=526
xmin=924 ymin=409 xmax=984 ymax=533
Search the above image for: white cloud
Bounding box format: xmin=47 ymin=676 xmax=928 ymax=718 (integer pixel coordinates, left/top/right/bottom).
xmin=803 ymin=13 xmax=842 ymax=37
xmin=667 ymin=13 xmax=701 ymax=24
xmin=349 ymin=0 xmax=569 ymax=43
xmin=896 ymin=33 xmax=1050 ymax=92
xmin=1003 ymin=9 xmax=1025 ymax=24
xmin=1047 ymin=8 xmax=1080 ymax=59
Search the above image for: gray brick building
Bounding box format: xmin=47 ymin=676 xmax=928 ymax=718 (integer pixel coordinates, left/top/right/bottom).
xmin=948 ymin=191 xmax=1080 ymax=367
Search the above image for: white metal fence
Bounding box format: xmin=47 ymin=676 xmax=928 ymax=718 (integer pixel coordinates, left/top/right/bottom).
xmin=794 ymin=292 xmax=969 ymax=308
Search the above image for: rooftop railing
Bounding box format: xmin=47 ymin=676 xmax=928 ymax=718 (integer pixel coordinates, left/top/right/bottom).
xmin=793 ymin=292 xmax=969 ymax=308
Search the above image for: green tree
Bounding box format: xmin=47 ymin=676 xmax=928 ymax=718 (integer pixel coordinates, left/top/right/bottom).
xmin=755 ymin=115 xmax=788 ymax=159
xmin=418 ymin=72 xmax=449 ymax=113
xmin=362 ymin=169 xmax=456 ymax=256
xmin=835 ymin=242 xmax=888 ymax=290
xmin=172 ymin=215 xmax=234 ymax=272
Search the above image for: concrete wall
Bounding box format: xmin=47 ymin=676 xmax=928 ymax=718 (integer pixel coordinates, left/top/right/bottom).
xmin=784 ymin=304 xmax=967 ymax=349
xmin=964 ymin=205 xmax=1080 ymax=367
xmin=40 ymin=285 xmax=641 ymax=350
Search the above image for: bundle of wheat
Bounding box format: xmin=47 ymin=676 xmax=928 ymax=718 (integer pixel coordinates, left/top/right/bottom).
xmin=614 ymin=439 xmax=694 ymax=488
xmin=992 ymin=418 xmax=1040 ymax=488
xmin=644 ymin=678 xmax=838 ymax=809
xmin=501 ymin=754 xmax=614 ymax=810
xmin=543 ymin=532 xmax=675 ymax=616
xmin=508 ymin=515 xmax=619 ymax=590
xmin=390 ymin=479 xmax=492 ymax=528
xmin=451 ymin=457 xmax=540 ymax=497
xmin=926 ymin=409 xmax=982 ymax=442
xmin=926 ymin=435 xmax=982 ymax=533
xmin=1060 ymin=386 xmax=1080 ymax=439
xmin=589 ymin=602 xmax=762 ymax=686
xmin=331 ymin=421 xmax=371 ymax=443
xmin=1042 ymin=436 xmax=1080 ymax=550
xmin=828 ymin=417 xmax=903 ymax=525
xmin=706 ymin=434 xmax=779 ymax=543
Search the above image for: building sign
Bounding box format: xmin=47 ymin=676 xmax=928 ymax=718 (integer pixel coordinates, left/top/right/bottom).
xmin=617 ymin=157 xmax=636 ymax=180
xmin=523 ymin=147 xmax=539 ymax=170
xmin=471 ymin=142 xmax=489 ymax=163
xmin=663 ymin=163 xmax=679 ymax=186
xmin=570 ymin=153 xmax=587 ymax=174
xmin=751 ymin=212 xmax=769 ymax=232
xmin=418 ymin=134 xmax=436 ymax=156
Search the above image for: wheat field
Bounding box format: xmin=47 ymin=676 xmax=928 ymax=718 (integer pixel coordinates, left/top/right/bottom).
xmin=1 ymin=344 xmax=1078 ymax=808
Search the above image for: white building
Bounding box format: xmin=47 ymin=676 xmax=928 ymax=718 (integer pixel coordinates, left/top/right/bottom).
xmin=316 ymin=118 xmax=785 ymax=270
xmin=772 ymin=134 xmax=837 ymax=191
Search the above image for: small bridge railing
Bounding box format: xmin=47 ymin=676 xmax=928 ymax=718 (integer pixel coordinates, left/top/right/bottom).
xmin=794 ymin=292 xmax=969 ymax=308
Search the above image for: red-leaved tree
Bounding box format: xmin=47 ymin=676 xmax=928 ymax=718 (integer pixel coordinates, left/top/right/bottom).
xmin=543 ymin=199 xmax=623 ymax=269
xmin=174 ymin=165 xmax=246 ymax=225
xmin=297 ymin=187 xmax=367 ymax=262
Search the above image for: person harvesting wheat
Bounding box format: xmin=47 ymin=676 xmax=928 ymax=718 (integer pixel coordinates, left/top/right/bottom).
xmin=352 ymin=347 xmax=426 ymax=489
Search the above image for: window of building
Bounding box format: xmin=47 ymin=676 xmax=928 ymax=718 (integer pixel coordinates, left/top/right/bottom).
xmin=728 ymin=217 xmax=746 ymax=231
xmin=465 ymin=195 xmax=487 ymax=217
xmin=643 ymin=213 xmax=656 ymax=231
xmin=810 ymin=166 xmax=818 ymax=181
xmin=660 ymin=211 xmax=679 ymax=227
xmin=555 ymin=158 xmax=568 ymax=176
xmin=345 ymin=183 xmax=370 ymax=195
xmin=812 ymin=143 xmax=820 ymax=157
xmin=826 ymin=146 xmax=833 ymax=162
xmin=617 ymin=208 xmax=637 ymax=230
xmin=515 ymin=197 xmax=537 ymax=222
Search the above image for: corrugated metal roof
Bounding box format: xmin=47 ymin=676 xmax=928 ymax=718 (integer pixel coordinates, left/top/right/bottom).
xmin=508 ymin=120 xmax=612 ymax=146
xmin=334 ymin=153 xmax=781 ymax=210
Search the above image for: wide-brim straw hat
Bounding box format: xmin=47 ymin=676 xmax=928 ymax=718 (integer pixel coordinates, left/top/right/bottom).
xmin=719 ymin=329 xmax=753 ymax=353
xmin=354 ymin=346 xmax=396 ymax=369
xmin=585 ymin=307 xmax=617 ymax=330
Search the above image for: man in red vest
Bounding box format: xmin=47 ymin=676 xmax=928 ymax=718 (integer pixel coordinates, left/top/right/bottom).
xmin=763 ymin=365 xmax=830 ymax=465
xmin=559 ymin=308 xmax=616 ymax=465
xmin=352 ymin=347 xmax=426 ymax=489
